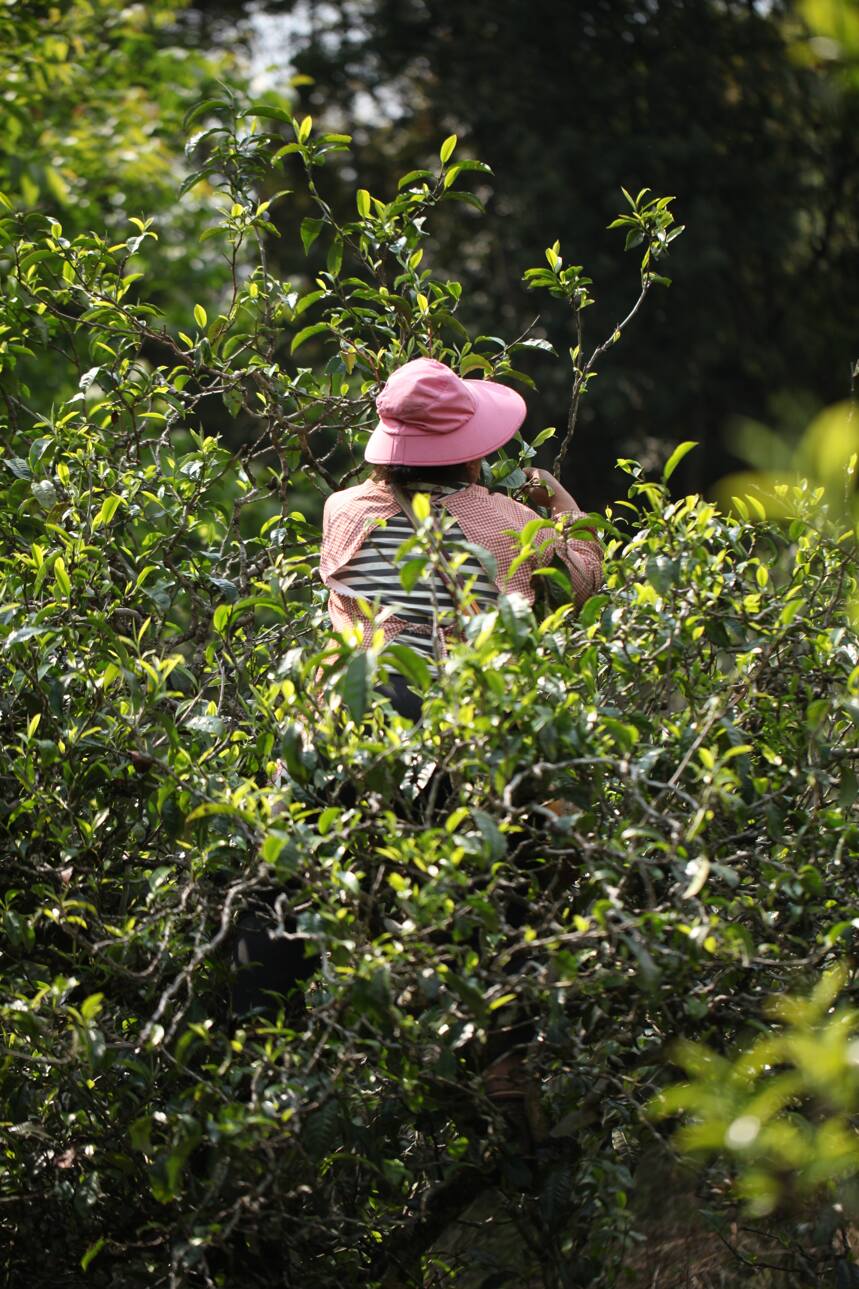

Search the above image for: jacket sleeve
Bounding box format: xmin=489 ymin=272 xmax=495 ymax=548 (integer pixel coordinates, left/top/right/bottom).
xmin=318 ymin=490 xmax=351 ymax=584
xmin=552 ymin=510 xmax=603 ymax=605
xmin=513 ymin=497 xmax=603 ymax=607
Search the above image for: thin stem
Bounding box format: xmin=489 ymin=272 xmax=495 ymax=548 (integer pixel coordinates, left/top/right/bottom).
xmin=554 ymin=276 xmax=652 ymax=474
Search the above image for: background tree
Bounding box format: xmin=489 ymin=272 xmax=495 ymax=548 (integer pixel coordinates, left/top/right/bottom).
xmin=216 ymin=0 xmax=859 ymax=503
xmin=8 ymin=0 xmax=859 ymax=503
xmin=0 ymin=0 xmax=261 ymax=409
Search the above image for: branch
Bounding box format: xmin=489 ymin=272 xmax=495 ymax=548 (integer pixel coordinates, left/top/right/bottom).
xmin=554 ymin=277 xmax=652 ymax=474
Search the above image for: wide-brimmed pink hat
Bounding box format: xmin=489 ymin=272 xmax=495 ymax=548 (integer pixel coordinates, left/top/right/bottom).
xmin=364 ymin=357 xmax=527 ymax=466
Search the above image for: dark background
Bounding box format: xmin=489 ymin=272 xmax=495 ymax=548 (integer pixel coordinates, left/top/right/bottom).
xmin=8 ymin=0 xmax=856 ymax=508
xmin=180 ymin=0 xmax=859 ymax=507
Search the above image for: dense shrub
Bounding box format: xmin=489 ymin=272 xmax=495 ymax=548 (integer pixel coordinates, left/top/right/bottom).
xmin=2 ymin=89 xmax=859 ymax=1288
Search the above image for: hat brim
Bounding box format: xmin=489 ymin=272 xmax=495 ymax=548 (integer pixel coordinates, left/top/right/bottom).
xmin=363 ymin=378 xmax=527 ymax=466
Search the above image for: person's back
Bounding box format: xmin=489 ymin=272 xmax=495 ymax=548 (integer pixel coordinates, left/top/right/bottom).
xmin=333 ymin=478 xmax=496 ymax=655
xmin=319 ymin=358 xmax=602 ymax=675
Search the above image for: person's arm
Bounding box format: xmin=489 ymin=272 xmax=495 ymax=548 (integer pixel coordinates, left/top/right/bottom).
xmin=522 ymin=467 xmax=582 ymax=514
xmin=521 ymin=467 xmax=602 ymax=605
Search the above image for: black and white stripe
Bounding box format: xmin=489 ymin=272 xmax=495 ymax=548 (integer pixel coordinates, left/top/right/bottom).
xmin=337 ymin=488 xmax=497 ymax=655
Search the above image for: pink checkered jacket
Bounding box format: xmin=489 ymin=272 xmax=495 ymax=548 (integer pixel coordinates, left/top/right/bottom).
xmin=319 ymin=477 xmax=602 ymax=652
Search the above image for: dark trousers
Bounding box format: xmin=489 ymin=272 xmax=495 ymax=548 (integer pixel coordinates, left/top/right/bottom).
xmin=231 ymin=675 xmax=423 ymax=1019
xmin=231 ymin=892 xmax=317 ymax=1019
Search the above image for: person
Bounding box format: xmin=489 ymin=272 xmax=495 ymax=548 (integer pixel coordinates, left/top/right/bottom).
xmin=319 ymin=356 xmax=602 ymax=715
xmin=315 ymin=356 xmax=605 ymax=1134
xmin=233 ymin=358 xmax=602 ymax=1049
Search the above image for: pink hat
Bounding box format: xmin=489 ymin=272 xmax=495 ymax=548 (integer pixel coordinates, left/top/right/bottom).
xmin=364 ymin=357 xmax=527 ymax=466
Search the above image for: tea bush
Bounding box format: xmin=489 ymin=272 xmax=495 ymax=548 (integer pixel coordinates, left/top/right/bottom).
xmin=1 ymin=87 xmax=859 ymax=1289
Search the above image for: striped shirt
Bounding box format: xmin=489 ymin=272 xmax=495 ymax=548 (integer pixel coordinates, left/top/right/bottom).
xmin=336 ymin=485 xmax=497 ymax=654
xmin=320 ymin=477 xmax=603 ymax=658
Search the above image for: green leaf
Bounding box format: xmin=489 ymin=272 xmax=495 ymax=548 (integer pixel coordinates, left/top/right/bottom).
xmin=44 ymin=165 xmax=69 ymax=204
xmin=398 ymin=169 xmax=435 ymax=189
xmin=185 ymin=714 xmax=225 ymax=737
xmin=184 ymin=98 xmax=229 ymax=129
xmin=54 ymin=557 xmax=71 ymax=598
xmin=460 ymin=353 xmax=492 ymax=375
xmin=460 ymin=542 xmax=497 ymax=583
xmin=261 ymin=831 xmax=290 ymax=864
xmin=327 ymin=239 xmax=343 ymax=277
xmin=780 ymin=597 xmax=806 ymax=626
xmin=471 ymin=808 xmax=506 ymax=860
xmin=498 ymin=593 xmax=533 ymax=646
xmin=193 ymin=303 xmax=207 ymax=329
xmin=399 ymin=556 xmax=428 ymax=593
xmin=208 ymin=575 xmax=238 ymax=602
xmin=186 ymin=801 xmax=252 ymax=824
xmin=291 ymin=322 xmax=331 ymax=354
xmin=448 ymin=158 xmax=492 ymax=175
xmin=440 ymin=134 xmax=458 ymax=164
xmin=80 ymin=993 xmax=104 ymax=1021
xmin=662 ymin=440 xmax=698 ymax=482
xmin=340 ymin=651 xmax=369 ymax=721
xmin=223 ymin=386 xmax=243 ymax=417
xmin=5 ymin=625 xmax=55 ymax=649
xmin=682 ymin=858 xmax=710 ymax=899
xmin=31 ymin=479 xmax=58 ymax=509
xmin=318 ymin=806 xmax=340 ymax=835
xmin=294 ymin=289 xmax=326 ymax=317
xmin=213 ymin=604 xmax=234 ymax=633
xmin=839 ymin=769 xmax=858 ymax=811
xmin=441 ymin=190 xmax=486 ymax=214
xmin=244 ymin=101 xmax=294 ymax=124
xmin=80 ymin=1238 xmax=105 ymax=1271
xmin=533 ymin=565 xmax=572 ymax=598
xmin=356 ymin=189 xmax=371 ymax=218
xmin=489 ymin=992 xmax=518 ymax=1011
xmin=300 ymin=217 xmax=324 ymax=254
xmin=384 ymin=643 xmax=431 ymax=692
xmin=515 ymin=337 xmax=556 ymax=354
xmin=411 ymin=492 xmax=430 ymax=521
xmin=92 ymin=494 xmax=122 ymax=529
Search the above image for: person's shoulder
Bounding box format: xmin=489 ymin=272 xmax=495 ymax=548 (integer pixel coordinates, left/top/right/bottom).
xmin=323 ymin=478 xmax=378 ymax=517
xmin=323 ymin=479 xmax=399 ymax=538
xmin=465 ymin=486 xmax=543 ymax=527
